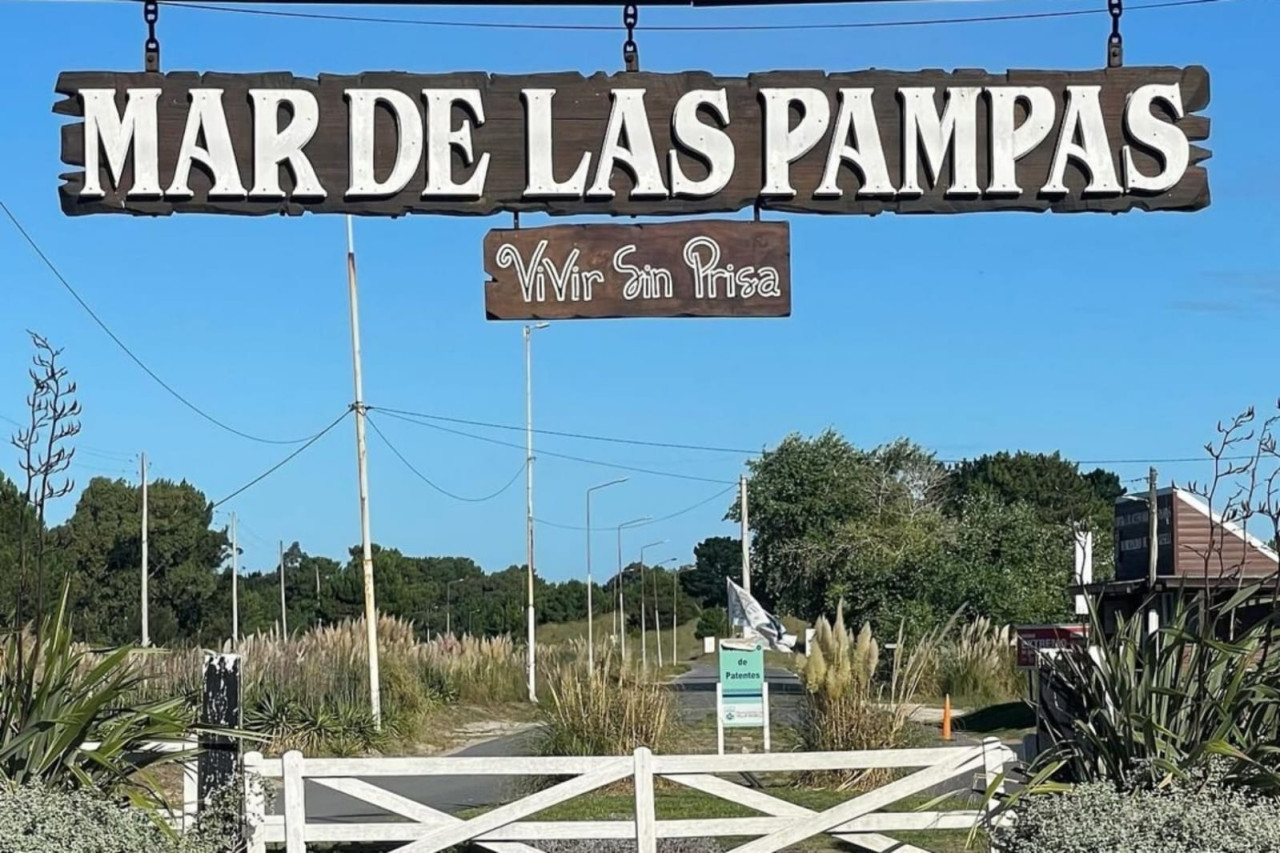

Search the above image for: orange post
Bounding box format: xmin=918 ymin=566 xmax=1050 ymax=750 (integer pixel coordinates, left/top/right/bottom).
xmin=942 ymin=693 xmax=952 ymax=741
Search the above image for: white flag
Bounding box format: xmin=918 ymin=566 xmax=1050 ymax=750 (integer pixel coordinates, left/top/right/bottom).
xmin=725 ymin=579 xmax=796 ymax=653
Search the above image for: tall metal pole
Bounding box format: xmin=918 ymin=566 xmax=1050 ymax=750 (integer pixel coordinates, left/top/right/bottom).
xmin=278 ymin=540 xmax=288 ymax=637
xmin=524 ymin=323 xmax=547 ymax=703
xmin=1147 ymin=466 xmax=1159 ymax=636
xmin=140 ymin=452 xmax=149 ymax=648
xmin=346 ymin=216 xmax=382 ymax=730
xmin=231 ymin=512 xmax=239 ymax=647
xmin=740 ymin=474 xmax=751 ymax=595
xmin=616 ymin=516 xmax=649 ymax=662
xmin=654 ymin=557 xmax=675 ymax=669
xmin=639 ymin=540 xmax=667 ymax=674
xmin=586 ymin=478 xmax=627 ymax=672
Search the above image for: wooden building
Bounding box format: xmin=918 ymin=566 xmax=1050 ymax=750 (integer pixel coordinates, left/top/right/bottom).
xmin=1073 ymin=487 xmax=1279 ymax=634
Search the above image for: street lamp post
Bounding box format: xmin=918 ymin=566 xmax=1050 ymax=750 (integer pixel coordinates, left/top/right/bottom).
xmin=616 ymin=516 xmax=650 ymax=662
xmin=523 ymin=322 xmax=549 ymax=704
xmin=652 ymin=557 xmax=677 ymax=668
xmin=446 ymin=578 xmax=464 ymax=636
xmin=638 ymin=540 xmax=667 ymax=674
xmin=672 ymin=564 xmax=692 ymax=666
xmin=586 ymin=478 xmax=627 ymax=672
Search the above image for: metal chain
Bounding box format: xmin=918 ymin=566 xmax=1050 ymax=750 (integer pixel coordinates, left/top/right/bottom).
xmin=623 ymin=4 xmax=639 ymax=73
xmin=144 ymin=0 xmax=160 ymax=72
xmin=1107 ymin=0 xmax=1123 ymax=68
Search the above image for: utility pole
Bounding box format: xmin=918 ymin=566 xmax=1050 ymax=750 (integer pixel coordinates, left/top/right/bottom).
xmin=524 ymin=322 xmax=548 ymax=704
xmin=346 ymin=215 xmax=381 ymax=730
xmin=278 ymin=540 xmax=288 ymax=637
xmin=740 ymin=474 xmax=751 ymax=595
xmin=231 ymin=512 xmax=239 ymax=647
xmin=1147 ymin=466 xmax=1159 ymax=636
xmin=140 ymin=452 xmax=149 ymax=648
xmin=586 ymin=478 xmax=627 ymax=673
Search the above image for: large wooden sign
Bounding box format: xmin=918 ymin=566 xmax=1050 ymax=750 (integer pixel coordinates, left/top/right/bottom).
xmin=483 ymin=220 xmax=790 ymax=320
xmin=55 ymin=66 xmax=1209 ymax=218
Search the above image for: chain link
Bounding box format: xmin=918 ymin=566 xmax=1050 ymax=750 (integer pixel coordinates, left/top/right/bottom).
xmin=1107 ymin=0 xmax=1123 ymax=68
xmin=144 ymin=0 xmax=160 ymax=73
xmin=623 ymin=4 xmax=639 ymax=73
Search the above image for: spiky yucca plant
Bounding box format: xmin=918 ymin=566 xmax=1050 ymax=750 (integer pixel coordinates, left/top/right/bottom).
xmin=0 ymin=582 xmax=199 ymax=813
xmin=1026 ymin=578 xmax=1280 ymax=794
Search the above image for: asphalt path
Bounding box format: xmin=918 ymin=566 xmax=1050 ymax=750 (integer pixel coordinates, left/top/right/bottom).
xmin=290 ymin=664 xmax=1011 ymax=825
xmin=292 ymin=664 xmax=803 ymax=823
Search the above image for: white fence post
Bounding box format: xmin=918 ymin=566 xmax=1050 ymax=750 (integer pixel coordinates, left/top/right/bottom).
xmin=181 ymin=739 xmax=199 ymax=832
xmin=633 ymin=747 xmax=656 ymax=853
xmin=243 ymin=751 xmax=267 ymax=853
xmin=283 ymin=750 xmax=307 ymax=853
xmin=983 ymin=737 xmax=1009 ymax=853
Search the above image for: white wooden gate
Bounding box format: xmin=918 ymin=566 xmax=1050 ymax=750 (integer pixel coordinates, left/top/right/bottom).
xmin=243 ymin=739 xmax=1014 ymax=853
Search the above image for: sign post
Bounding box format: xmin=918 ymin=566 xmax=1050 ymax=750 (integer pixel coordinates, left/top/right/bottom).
xmin=717 ymin=638 xmax=768 ymax=754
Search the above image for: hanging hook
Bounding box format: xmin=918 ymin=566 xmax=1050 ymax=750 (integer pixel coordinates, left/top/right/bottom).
xmin=1107 ymin=0 xmax=1123 ymax=68
xmin=623 ymin=5 xmax=639 ymax=73
xmin=143 ymin=0 xmax=160 ymax=72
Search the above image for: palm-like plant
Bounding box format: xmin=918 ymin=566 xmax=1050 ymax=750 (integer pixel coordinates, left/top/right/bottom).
xmin=1026 ymin=577 xmax=1280 ymax=794
xmin=0 ymin=581 xmax=198 ymax=811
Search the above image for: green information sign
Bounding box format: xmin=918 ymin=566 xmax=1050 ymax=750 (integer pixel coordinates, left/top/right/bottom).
xmin=719 ymin=641 xmax=764 ymax=698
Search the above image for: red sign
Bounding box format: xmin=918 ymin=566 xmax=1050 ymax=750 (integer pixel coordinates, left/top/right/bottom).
xmin=1016 ymin=624 xmax=1087 ymax=669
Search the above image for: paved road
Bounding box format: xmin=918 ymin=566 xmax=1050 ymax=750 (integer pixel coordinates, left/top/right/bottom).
xmin=669 ymin=660 xmax=803 ymax=725
xmin=270 ymin=728 xmax=540 ymax=823
xmin=291 ymin=664 xmax=1016 ymax=824
xmin=292 ymin=665 xmax=801 ymax=823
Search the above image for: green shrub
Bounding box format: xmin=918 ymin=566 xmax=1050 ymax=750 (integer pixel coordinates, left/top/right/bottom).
xmin=0 ymin=782 xmax=241 ymax=853
xmin=992 ymin=781 xmax=1280 ymax=853
xmin=694 ymin=608 xmax=727 ymax=640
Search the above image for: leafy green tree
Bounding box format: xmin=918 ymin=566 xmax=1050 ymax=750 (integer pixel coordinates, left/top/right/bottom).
xmin=946 ymin=450 xmax=1124 ymax=579
xmin=683 ymin=536 xmax=741 ymax=609
xmin=695 ymin=607 xmax=728 ymax=640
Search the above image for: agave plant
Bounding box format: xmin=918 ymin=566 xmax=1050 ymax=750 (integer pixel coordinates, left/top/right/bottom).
xmin=1026 ymin=577 xmax=1280 ymax=794
xmin=0 ymin=582 xmax=199 ymax=811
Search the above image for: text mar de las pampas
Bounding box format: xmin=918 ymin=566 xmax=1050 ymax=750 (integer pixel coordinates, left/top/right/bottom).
xmin=55 ymin=68 xmax=1211 ymax=216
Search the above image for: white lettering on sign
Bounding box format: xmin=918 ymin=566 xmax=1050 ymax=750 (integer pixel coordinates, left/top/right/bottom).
xmin=73 ymin=81 xmax=1196 ymax=203
xmin=492 ymin=235 xmax=784 ymax=305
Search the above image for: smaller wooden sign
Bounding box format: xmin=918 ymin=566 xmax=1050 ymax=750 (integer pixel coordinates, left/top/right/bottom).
xmin=483 ymin=221 xmax=790 ymax=320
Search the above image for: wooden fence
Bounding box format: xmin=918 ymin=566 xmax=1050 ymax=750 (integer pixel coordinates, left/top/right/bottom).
xmin=243 ymin=739 xmax=1015 ymax=853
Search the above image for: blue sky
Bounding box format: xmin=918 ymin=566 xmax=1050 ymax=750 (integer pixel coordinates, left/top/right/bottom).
xmin=0 ymin=0 xmax=1276 ymax=582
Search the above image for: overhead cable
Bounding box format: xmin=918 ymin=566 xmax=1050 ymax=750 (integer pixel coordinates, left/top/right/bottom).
xmin=0 ymin=199 xmax=338 ymax=447
xmin=535 ymin=482 xmax=737 ymax=532
xmin=212 ymin=408 xmax=350 ymax=507
xmin=376 ymin=410 xmax=737 ymax=485
xmin=367 ymin=414 xmax=529 ymax=503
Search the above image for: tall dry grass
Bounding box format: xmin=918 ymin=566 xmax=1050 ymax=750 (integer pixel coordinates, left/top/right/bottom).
xmin=933 ymin=616 xmax=1022 ymax=705
xmin=538 ymin=645 xmax=674 ymax=757
xmin=798 ymin=603 xmax=945 ymax=789
xmin=98 ymin=615 xmax=550 ymax=754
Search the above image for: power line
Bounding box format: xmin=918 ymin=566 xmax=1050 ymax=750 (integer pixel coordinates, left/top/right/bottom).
xmin=536 ymin=482 xmax=737 ymax=532
xmin=82 ymin=0 xmax=1239 ymax=34
xmin=212 ymin=408 xmax=350 ymax=507
xmin=369 ymin=406 xmax=759 ymax=456
xmin=0 ymin=199 xmax=336 ymax=447
xmin=367 ymin=414 xmax=528 ymax=503
xmin=377 ymin=409 xmax=737 ymax=485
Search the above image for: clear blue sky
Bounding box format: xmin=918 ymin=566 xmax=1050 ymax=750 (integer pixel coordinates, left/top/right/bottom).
xmin=0 ymin=0 xmax=1276 ymax=582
